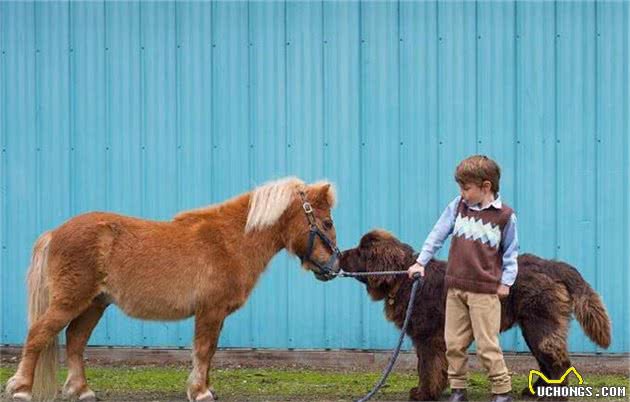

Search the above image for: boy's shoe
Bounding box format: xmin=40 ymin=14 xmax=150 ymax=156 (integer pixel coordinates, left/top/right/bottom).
xmin=490 ymin=392 xmax=513 ymax=402
xmin=448 ymin=388 xmax=468 ymax=402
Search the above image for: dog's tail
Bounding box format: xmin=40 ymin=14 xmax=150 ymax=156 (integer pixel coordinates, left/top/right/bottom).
xmin=553 ymin=260 xmax=611 ymax=348
xmin=27 ymin=231 xmax=58 ymax=400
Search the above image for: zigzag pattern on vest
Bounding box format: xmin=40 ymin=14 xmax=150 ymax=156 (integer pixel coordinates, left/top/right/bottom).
xmin=453 ymin=213 xmax=501 ymax=249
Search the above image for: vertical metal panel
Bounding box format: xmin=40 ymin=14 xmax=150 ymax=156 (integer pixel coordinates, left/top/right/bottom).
xmin=476 ymin=1 xmax=516 ymax=199
xmin=2 ymin=1 xmax=38 ymax=344
xmin=0 ymin=0 xmax=5 ymax=345
xmin=0 ymin=0 xmax=6 ymax=338
xmin=399 ymin=1 xmax=439 ymax=253
xmin=285 ymin=0 xmax=326 ymax=349
xmin=437 ymin=0 xmax=477 ymax=211
xmin=178 ymin=2 xmax=213 ymax=211
xmin=596 ymin=1 xmax=629 ymax=354
xmin=322 ymin=0 xmax=362 ymax=349
xmin=628 ymin=0 xmax=630 ymax=355
xmin=37 ymin=2 xmax=71 ymax=260
xmin=0 ymin=0 xmax=627 ymax=353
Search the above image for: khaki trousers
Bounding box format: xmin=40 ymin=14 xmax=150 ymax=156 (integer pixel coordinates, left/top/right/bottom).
xmin=445 ymin=287 xmax=512 ymax=394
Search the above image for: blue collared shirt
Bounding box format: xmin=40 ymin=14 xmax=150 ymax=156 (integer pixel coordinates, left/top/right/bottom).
xmin=416 ymin=195 xmax=519 ymax=286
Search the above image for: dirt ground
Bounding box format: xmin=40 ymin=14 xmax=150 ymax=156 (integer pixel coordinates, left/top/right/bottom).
xmin=2 ymin=347 xmax=628 ymax=375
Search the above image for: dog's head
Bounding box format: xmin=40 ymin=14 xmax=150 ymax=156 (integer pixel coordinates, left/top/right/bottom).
xmin=339 ymin=229 xmax=417 ymax=301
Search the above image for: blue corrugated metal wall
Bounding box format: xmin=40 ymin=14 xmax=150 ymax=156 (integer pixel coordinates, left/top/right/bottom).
xmin=1 ymin=1 xmax=628 ymax=353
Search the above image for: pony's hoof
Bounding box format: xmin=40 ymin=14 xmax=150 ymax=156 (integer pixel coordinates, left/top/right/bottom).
xmin=78 ymin=389 xmax=97 ymax=402
xmin=10 ymin=391 xmax=33 ymax=402
xmin=195 ymin=389 xmax=215 ymax=402
xmin=63 ymin=384 xmax=96 ymax=401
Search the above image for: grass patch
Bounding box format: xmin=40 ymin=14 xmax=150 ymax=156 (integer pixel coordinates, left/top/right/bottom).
xmin=1 ymin=365 xmax=628 ymax=401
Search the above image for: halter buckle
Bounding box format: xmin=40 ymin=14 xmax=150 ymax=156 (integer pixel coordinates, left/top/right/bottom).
xmin=302 ymin=202 xmax=313 ymax=214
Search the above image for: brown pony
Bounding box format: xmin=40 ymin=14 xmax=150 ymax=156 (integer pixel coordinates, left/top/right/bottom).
xmin=5 ymin=177 xmax=339 ymax=402
xmin=340 ymin=230 xmax=611 ymax=401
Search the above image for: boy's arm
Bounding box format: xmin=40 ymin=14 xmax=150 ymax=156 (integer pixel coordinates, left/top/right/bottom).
xmin=500 ymin=213 xmax=519 ymax=286
xmin=416 ymin=196 xmax=460 ymax=266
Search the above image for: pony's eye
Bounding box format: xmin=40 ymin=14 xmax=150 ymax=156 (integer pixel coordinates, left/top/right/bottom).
xmin=323 ymin=219 xmax=334 ymax=230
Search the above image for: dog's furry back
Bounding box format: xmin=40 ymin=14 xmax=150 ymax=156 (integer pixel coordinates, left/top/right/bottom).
xmin=373 ymin=252 xmax=611 ymax=350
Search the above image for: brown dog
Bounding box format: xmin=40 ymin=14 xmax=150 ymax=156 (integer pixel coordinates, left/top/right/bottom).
xmin=340 ymin=230 xmax=611 ymax=401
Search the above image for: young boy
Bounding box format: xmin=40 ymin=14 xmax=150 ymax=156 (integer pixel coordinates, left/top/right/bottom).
xmin=408 ymin=155 xmax=518 ymax=402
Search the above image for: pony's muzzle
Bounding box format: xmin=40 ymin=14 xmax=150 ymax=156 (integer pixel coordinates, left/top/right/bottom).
xmin=312 ymin=252 xmax=340 ymax=282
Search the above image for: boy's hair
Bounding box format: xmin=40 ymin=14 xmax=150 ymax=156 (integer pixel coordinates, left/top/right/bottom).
xmin=454 ymin=155 xmax=501 ymax=194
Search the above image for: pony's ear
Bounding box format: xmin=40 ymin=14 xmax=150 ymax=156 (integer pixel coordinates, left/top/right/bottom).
xmin=312 ymin=182 xmax=336 ymax=208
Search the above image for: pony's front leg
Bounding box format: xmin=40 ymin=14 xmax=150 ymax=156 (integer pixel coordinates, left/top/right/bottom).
xmin=187 ymin=309 xmax=225 ymax=402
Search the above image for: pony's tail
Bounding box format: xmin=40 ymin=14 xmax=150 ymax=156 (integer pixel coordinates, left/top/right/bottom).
xmin=27 ymin=231 xmax=58 ymax=401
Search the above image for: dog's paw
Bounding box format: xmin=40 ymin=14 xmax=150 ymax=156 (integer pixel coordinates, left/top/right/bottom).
xmin=409 ymin=386 xmax=439 ymax=401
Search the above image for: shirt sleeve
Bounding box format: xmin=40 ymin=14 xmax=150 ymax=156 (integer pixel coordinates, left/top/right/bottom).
xmin=500 ymin=212 xmax=519 ymax=286
xmin=416 ymin=196 xmax=460 ymax=266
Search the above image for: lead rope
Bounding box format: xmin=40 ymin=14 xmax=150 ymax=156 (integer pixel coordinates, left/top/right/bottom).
xmin=335 ymin=270 xmax=423 ymax=402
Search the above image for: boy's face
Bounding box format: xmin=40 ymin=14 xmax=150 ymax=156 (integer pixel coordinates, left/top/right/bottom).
xmin=459 ymin=181 xmax=493 ymax=206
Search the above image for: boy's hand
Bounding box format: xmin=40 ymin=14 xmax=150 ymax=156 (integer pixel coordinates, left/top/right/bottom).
xmin=497 ymin=284 xmax=510 ymax=298
xmin=407 ymin=262 xmax=425 ymax=278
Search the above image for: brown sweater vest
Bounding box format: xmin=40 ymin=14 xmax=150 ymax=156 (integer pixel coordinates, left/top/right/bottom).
xmin=445 ymin=199 xmax=513 ymax=294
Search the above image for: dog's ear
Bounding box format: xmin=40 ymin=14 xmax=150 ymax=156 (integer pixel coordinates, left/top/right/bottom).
xmin=359 ymin=231 xmax=381 ymax=249
xmin=359 ymin=229 xmax=395 ymax=249
xmin=361 ymin=239 xmax=408 ymax=290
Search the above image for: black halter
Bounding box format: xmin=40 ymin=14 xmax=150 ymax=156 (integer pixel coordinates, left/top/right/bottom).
xmin=297 ymin=191 xmax=340 ymax=280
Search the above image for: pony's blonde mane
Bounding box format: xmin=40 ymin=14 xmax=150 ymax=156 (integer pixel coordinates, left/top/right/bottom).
xmin=245 ymin=177 xmax=304 ymax=233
